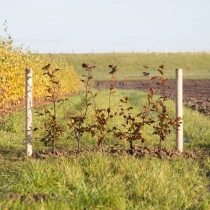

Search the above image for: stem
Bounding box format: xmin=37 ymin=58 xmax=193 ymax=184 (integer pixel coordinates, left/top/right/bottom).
xmin=52 ymin=82 xmax=57 ymax=117
xmin=83 ymin=77 xmax=91 ymax=118
xmin=52 ymin=140 xmax=55 ymax=153
xmin=77 ymin=137 xmax=80 ymax=154
xmin=108 ymin=88 xmax=111 ymax=110
xmin=129 ymin=139 xmax=133 ymax=153
xmin=159 ymin=139 xmax=162 ymax=151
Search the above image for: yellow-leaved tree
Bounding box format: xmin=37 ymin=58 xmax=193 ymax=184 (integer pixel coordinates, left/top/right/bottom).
xmin=0 ymin=21 xmax=80 ymax=114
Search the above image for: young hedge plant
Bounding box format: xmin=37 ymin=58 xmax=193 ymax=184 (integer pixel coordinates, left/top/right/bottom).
xmin=37 ymin=62 xmax=181 ymax=153
xmin=35 ymin=64 xmax=66 ymax=152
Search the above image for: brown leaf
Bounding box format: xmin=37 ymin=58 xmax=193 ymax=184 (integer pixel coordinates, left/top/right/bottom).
xmin=42 ymin=64 xmax=50 ymax=70
xmin=119 ymin=111 xmax=124 ymax=116
xmin=127 ymin=106 xmax=133 ymax=110
xmin=52 ymin=68 xmax=60 ymax=73
xmin=109 ymin=66 xmax=117 ymax=74
xmin=151 ymin=76 xmax=158 ymax=80
xmin=82 ymin=63 xmax=88 ymax=68
xmin=52 ymin=81 xmax=59 ymax=84
xmin=158 ymin=69 xmax=163 ymax=75
xmin=143 ymin=72 xmax=150 ymax=76
xmin=159 ymin=64 xmax=164 ymax=69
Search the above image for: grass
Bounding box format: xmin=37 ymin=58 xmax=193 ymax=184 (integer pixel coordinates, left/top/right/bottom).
xmin=1 ymin=154 xmax=210 ymax=209
xmin=45 ymin=52 xmax=210 ymax=80
xmin=1 ymin=89 xmax=210 ymax=209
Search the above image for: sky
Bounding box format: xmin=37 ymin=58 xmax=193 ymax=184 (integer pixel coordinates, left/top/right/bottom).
xmin=0 ymin=0 xmax=210 ymax=54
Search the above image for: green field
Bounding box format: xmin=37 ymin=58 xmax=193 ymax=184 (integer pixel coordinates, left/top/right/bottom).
xmin=47 ymin=52 xmax=210 ymax=80
xmin=1 ymin=88 xmax=210 ymax=209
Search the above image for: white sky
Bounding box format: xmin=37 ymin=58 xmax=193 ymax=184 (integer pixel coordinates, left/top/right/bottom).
xmin=0 ymin=0 xmax=210 ymax=53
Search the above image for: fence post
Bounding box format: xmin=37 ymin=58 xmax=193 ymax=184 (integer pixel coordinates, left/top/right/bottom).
xmin=176 ymin=68 xmax=183 ymax=152
xmin=25 ymin=68 xmax=33 ymax=156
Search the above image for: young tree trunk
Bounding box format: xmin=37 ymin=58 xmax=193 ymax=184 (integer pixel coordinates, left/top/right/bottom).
xmin=129 ymin=139 xmax=133 ymax=154
xmin=52 ymin=140 xmax=55 ymax=153
xmin=158 ymin=139 xmax=162 ymax=151
xmin=77 ymin=137 xmax=80 ymax=154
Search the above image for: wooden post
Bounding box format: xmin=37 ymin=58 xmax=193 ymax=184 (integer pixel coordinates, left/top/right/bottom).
xmin=26 ymin=68 xmax=33 ymax=156
xmin=176 ymin=69 xmax=183 ymax=152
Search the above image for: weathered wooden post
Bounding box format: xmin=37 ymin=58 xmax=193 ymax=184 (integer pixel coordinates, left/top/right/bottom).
xmin=176 ymin=68 xmax=183 ymax=152
xmin=25 ymin=68 xmax=33 ymax=156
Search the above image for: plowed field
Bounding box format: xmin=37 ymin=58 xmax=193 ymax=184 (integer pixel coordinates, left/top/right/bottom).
xmin=94 ymin=80 xmax=210 ymax=115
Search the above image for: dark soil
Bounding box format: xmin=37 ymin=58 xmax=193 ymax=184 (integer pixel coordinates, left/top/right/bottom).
xmin=3 ymin=93 xmax=74 ymax=114
xmin=3 ymin=192 xmax=57 ymax=203
xmin=94 ymin=79 xmax=210 ymax=115
xmin=32 ymin=146 xmax=204 ymax=160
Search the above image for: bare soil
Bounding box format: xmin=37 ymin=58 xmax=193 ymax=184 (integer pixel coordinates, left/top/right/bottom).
xmin=32 ymin=146 xmax=204 ymax=160
xmin=94 ymin=79 xmax=210 ymax=115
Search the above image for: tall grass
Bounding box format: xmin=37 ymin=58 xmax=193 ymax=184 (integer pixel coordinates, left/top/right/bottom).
xmin=0 ymin=152 xmax=210 ymax=209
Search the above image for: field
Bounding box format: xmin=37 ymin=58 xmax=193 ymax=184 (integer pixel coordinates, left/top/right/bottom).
xmin=1 ymin=53 xmax=210 ymax=209
xmin=49 ymin=52 xmax=210 ymax=80
xmin=95 ymin=79 xmax=210 ymax=116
